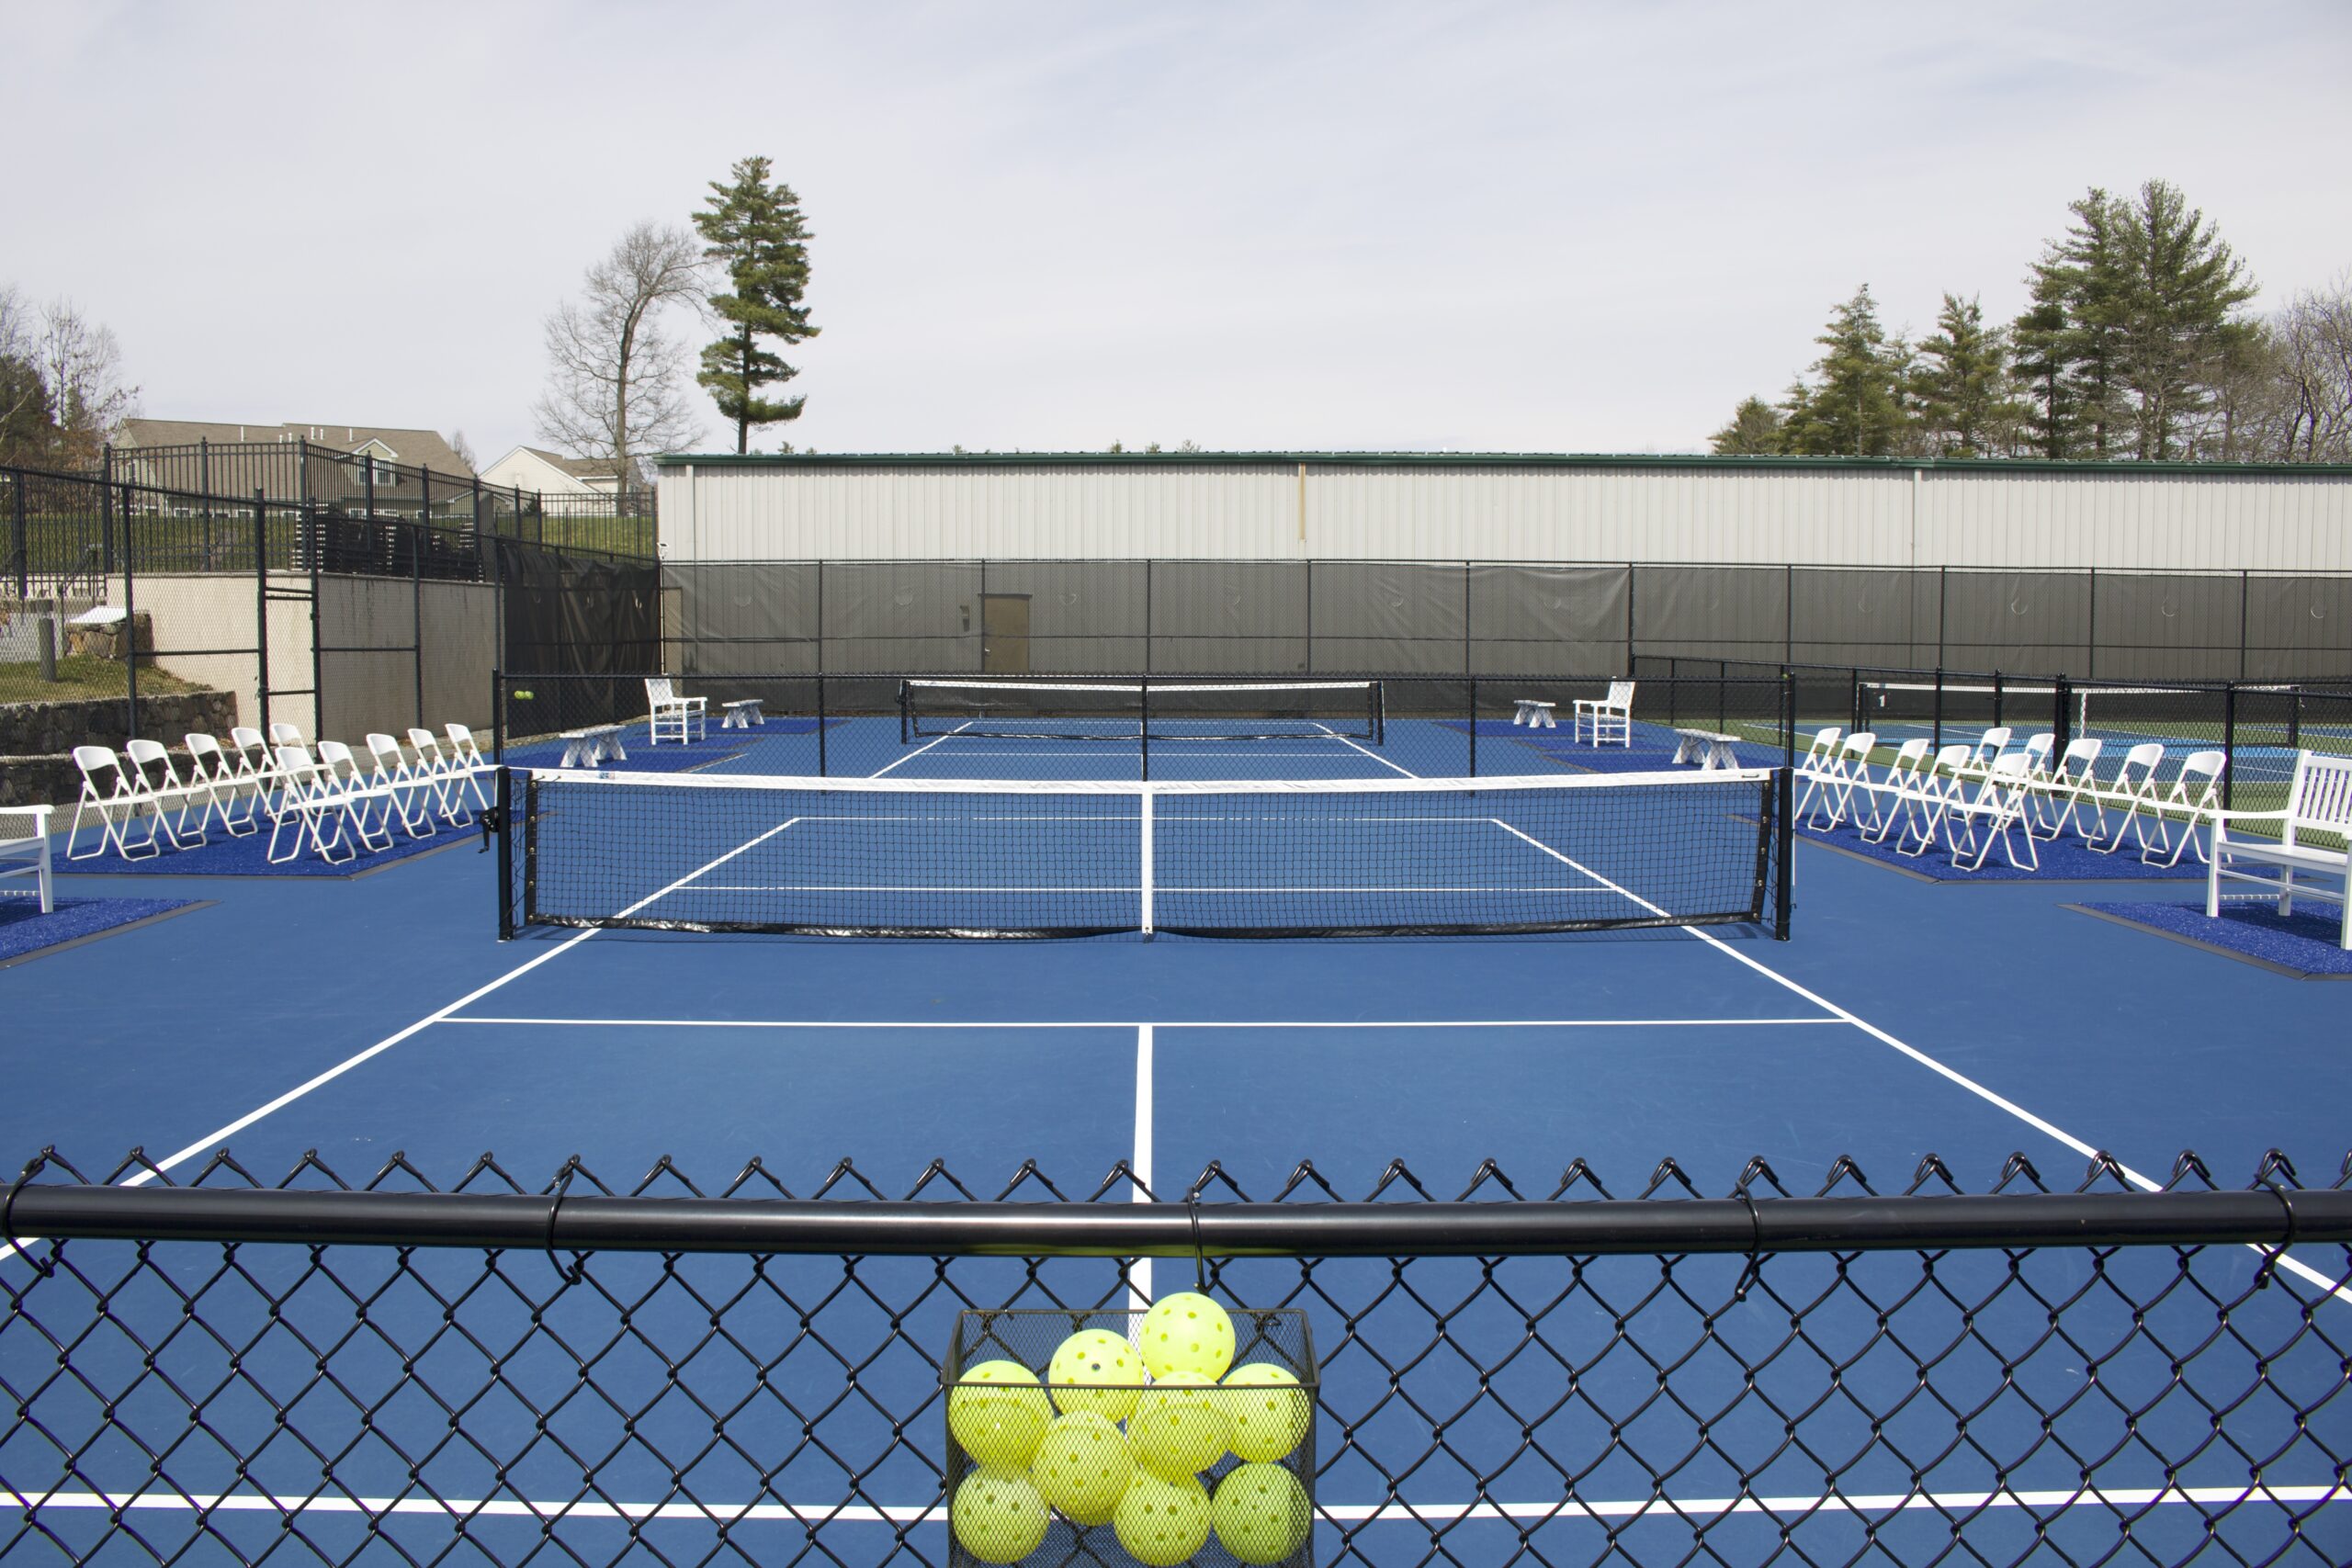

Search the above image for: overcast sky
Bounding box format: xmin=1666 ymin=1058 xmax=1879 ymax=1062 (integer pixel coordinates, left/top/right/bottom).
xmin=8 ymin=1 xmax=2348 ymax=461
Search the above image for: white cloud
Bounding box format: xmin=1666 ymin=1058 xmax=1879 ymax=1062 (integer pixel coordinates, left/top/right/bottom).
xmin=5 ymin=0 xmax=2345 ymax=458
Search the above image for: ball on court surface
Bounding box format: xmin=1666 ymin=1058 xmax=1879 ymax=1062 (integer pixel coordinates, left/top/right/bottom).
xmin=1139 ymin=1291 xmax=1235 ymax=1381
xmin=1113 ymin=1472 xmax=1212 ymax=1567
xmin=1221 ymin=1362 xmax=1310 ymax=1462
xmin=1212 ymin=1462 xmax=1310 ymax=1565
xmin=1047 ymin=1328 xmax=1143 ymax=1421
xmin=946 ymin=1359 xmax=1050 ymax=1469
xmin=1030 ymin=1410 xmax=1133 ymax=1528
xmin=950 ymin=1467 xmax=1049 ymax=1564
xmin=1128 ymin=1370 xmax=1231 ymax=1478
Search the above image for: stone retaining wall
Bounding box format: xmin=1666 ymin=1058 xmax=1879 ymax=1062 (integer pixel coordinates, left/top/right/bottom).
xmin=0 ymin=690 xmax=243 ymax=807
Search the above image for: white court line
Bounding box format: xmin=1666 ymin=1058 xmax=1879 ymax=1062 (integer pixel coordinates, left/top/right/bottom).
xmin=442 ymin=1016 xmax=1843 ymax=1030
xmin=688 ymin=885 xmax=1614 ymax=895
xmin=1316 ymin=721 xmax=1419 ymax=777
xmin=8 ymin=1483 xmax=2340 ymax=1528
xmin=865 ymin=721 xmax=972 ymax=777
xmin=1130 ymin=1022 xmax=1154 ymax=1309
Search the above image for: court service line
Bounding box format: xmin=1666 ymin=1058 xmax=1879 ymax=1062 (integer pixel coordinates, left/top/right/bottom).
xmin=865 ymin=721 xmax=972 ymax=777
xmin=441 ymin=1016 xmax=1844 ymax=1030
xmin=1315 ymin=723 xmax=1419 ymax=777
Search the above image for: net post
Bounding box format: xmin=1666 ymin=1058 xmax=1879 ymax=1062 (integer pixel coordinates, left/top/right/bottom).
xmin=493 ymin=764 xmax=514 ymax=941
xmin=1781 ymin=668 xmax=1795 ymax=770
xmin=1848 ymin=667 xmax=1861 ymax=737
xmin=1931 ymin=667 xmax=1944 ymax=751
xmin=897 ymin=677 xmax=909 ymax=746
xmin=1993 ymin=670 xmax=2005 ymax=729
xmin=1773 ymin=764 xmax=1792 ymax=942
xmin=1139 ymin=676 xmax=1150 ymax=782
xmin=254 ymin=490 xmax=272 ymax=735
xmin=1467 ymin=676 xmax=1477 ymax=777
xmin=2289 ymin=685 xmax=2301 ymax=753
xmin=817 ymin=671 xmax=829 ymax=776
xmin=1138 ymin=786 xmax=1155 ymax=937
xmin=2053 ymin=673 xmax=2073 ymax=756
xmin=1371 ymin=679 xmax=1385 ymax=745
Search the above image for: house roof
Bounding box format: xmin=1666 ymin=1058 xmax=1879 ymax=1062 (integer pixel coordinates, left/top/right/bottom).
xmin=520 ymin=446 xmax=627 ymax=479
xmin=119 ymin=419 xmax=478 ymax=478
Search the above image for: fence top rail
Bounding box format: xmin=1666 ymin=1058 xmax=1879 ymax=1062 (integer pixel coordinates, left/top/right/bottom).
xmin=9 ymin=1182 xmax=2346 ymax=1258
xmin=656 ymin=553 xmax=2352 ymax=579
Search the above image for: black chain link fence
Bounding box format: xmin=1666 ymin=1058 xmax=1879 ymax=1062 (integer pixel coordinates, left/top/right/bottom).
xmin=6 ymin=1148 xmax=2346 ymax=1566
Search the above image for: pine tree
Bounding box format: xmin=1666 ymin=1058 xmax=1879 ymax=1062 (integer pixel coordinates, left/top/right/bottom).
xmin=1912 ymin=294 xmax=2025 ymax=457
xmin=2112 ymin=179 xmax=2258 ymax=458
xmin=1778 ymin=286 xmax=1912 ymax=457
xmin=2008 ymin=287 xmax=2076 ymax=459
xmin=694 ymin=156 xmax=819 ymax=453
xmin=1710 ymin=396 xmax=1783 ymax=454
xmin=2019 ymin=189 xmax=2134 ymax=457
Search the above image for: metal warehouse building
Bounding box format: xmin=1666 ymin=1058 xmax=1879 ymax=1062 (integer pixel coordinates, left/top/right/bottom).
xmin=650 ymin=453 xmax=2352 ymax=681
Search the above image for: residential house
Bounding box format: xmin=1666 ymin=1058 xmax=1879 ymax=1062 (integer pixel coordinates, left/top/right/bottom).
xmin=479 ymin=445 xmax=628 ymax=499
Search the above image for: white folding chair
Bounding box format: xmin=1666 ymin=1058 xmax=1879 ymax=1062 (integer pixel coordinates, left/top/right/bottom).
xmin=1966 ymin=726 xmax=2014 ymax=772
xmin=66 ymin=746 xmax=164 ymax=862
xmin=1945 ymin=752 xmax=2041 ymax=873
xmin=2140 ymin=750 xmax=2227 ymax=868
xmin=646 ymin=677 xmax=707 ymax=745
xmin=269 ymin=721 xmax=305 ymax=752
xmin=1792 ymin=728 xmax=1845 ymax=820
xmin=1806 ymin=732 xmax=1879 ymax=831
xmin=2091 ymin=742 xmax=2167 ymax=857
xmin=407 ymin=727 xmax=473 ymax=825
xmin=231 ymin=727 xmax=294 ymax=824
xmin=122 ymin=738 xmax=204 ymax=850
xmin=365 ymin=733 xmax=435 ymax=840
xmin=2031 ymin=738 xmax=2104 ymax=841
xmin=1895 ymin=744 xmax=1975 ymax=859
xmin=182 ymin=732 xmax=257 ymax=838
xmin=315 ymin=740 xmax=396 ymax=854
xmin=1861 ymin=739 xmax=1931 ymax=844
xmin=444 ymin=723 xmax=492 ymax=808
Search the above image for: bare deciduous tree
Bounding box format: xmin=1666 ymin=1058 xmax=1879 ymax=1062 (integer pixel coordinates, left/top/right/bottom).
xmin=2269 ymin=274 xmax=2352 ymax=462
xmin=533 ymin=222 xmax=706 ymax=496
xmin=35 ymin=298 xmax=137 ymax=464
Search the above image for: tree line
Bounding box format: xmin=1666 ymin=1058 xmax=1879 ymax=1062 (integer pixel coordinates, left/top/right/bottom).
xmin=1714 ymin=180 xmax=2352 ymax=464
xmin=535 ymin=155 xmax=819 ymax=489
xmin=0 ymin=287 xmax=138 ymax=470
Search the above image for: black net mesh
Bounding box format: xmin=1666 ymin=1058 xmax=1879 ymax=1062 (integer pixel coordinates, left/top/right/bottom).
xmin=512 ymin=768 xmax=1781 ymax=939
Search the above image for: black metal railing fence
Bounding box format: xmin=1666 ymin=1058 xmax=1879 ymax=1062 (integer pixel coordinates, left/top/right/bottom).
xmin=3 ymin=1148 xmax=2346 ymax=1567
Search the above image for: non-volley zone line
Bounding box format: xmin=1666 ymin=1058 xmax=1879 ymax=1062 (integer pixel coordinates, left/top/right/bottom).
xmin=12 ymin=1483 xmax=2342 ymax=1529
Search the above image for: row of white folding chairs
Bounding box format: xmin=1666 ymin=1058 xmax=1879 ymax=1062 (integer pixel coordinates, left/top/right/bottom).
xmin=1796 ymin=727 xmax=2225 ymax=871
xmin=266 ymin=728 xmax=494 ymax=865
xmin=66 ymin=723 xmax=491 ymax=864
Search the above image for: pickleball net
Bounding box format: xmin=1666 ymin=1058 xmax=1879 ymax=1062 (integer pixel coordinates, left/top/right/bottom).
xmin=898 ymin=678 xmax=1386 ymax=742
xmin=506 ymin=766 xmax=1790 ymax=939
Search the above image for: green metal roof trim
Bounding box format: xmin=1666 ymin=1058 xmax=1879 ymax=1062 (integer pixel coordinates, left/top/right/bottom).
xmin=655 ymin=450 xmax=2352 ymax=478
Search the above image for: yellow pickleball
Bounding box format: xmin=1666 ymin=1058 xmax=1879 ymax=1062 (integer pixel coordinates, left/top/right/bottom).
xmin=1030 ymin=1410 xmax=1133 ymax=1528
xmin=1212 ymin=1462 xmax=1310 ymax=1564
xmin=1128 ymin=1370 xmax=1230 ymax=1478
xmin=951 ymin=1467 xmax=1049 ymax=1564
xmin=1139 ymin=1291 xmax=1235 ymax=1381
xmin=1114 ymin=1472 xmax=1212 ymax=1567
xmin=1221 ymin=1361 xmax=1310 ymax=1462
xmin=945 ymin=1359 xmax=1050 ymax=1469
xmin=1047 ymin=1327 xmax=1143 ymax=1421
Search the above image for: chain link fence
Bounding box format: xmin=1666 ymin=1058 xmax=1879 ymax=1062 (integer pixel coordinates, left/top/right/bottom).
xmin=4 ymin=1148 xmax=2346 ymax=1566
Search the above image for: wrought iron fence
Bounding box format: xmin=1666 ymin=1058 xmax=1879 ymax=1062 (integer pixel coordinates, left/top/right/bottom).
xmin=3 ymin=1149 xmax=2346 ymax=1566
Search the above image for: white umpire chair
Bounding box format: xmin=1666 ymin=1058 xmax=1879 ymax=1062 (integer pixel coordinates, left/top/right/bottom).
xmin=646 ymin=677 xmax=707 ymax=745
xmin=1572 ymin=681 xmax=1634 ymax=748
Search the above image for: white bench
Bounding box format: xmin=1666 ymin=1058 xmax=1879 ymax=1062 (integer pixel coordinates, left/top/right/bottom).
xmin=2 ymin=805 xmax=54 ymax=914
xmin=2208 ymin=750 xmax=2352 ymax=950
xmin=558 ymin=725 xmax=629 ymax=768
xmin=1672 ymin=728 xmax=1742 ymax=771
xmin=721 ymin=698 xmax=766 ymax=730
xmin=1510 ymin=699 xmax=1557 ymax=728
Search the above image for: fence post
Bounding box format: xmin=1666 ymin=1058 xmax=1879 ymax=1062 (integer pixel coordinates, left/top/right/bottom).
xmin=816 ymin=671 xmax=828 ymax=777
xmin=99 ymin=457 xmax=115 ymax=575
xmin=1467 ymin=675 xmax=1477 ymax=778
xmin=120 ymin=483 xmax=138 ymax=741
xmin=412 ymin=511 xmax=425 ymax=728
xmin=1783 ymin=564 xmax=1793 ymax=666
xmin=2222 ymin=681 xmax=2237 ymax=811
xmin=2085 ymin=567 xmax=2096 ymax=682
xmin=2053 ymin=674 xmax=2073 ymax=756
xmin=2239 ymin=570 xmax=2250 ymax=681
xmin=1931 ymin=667 xmax=1944 ymax=751
xmin=254 ymin=491 xmax=272 ymax=735
xmin=9 ymin=470 xmax=25 ymax=598
xmin=1625 ymin=562 xmax=1637 ymax=674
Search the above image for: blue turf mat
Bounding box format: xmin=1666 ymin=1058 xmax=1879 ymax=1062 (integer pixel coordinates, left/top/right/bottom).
xmin=2074 ymin=899 xmax=2352 ymax=977
xmin=0 ymin=895 xmax=200 ymax=964
xmin=1797 ymin=817 xmax=2206 ymax=882
xmin=53 ymin=817 xmax=473 ymax=878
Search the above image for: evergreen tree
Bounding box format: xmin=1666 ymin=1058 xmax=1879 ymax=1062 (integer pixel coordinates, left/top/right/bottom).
xmin=2008 ymin=287 xmax=2076 ymax=458
xmin=2112 ymin=179 xmax=2258 ymax=458
xmin=2019 ymin=189 xmax=2137 ymax=457
xmin=694 ymin=156 xmax=819 ymax=453
xmin=1710 ymin=396 xmax=1783 ymax=454
xmin=1778 ymin=286 xmax=1912 ymax=456
xmin=1912 ymin=293 xmax=2025 ymax=456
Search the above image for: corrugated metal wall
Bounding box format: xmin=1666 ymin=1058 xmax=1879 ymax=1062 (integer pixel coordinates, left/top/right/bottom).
xmin=659 ymin=458 xmax=2352 ymax=571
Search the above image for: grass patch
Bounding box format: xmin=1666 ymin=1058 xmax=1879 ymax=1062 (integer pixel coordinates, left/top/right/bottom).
xmin=0 ymin=656 xmax=211 ymax=704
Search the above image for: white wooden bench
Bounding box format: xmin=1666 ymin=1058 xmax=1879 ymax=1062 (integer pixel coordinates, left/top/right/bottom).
xmin=1510 ymin=699 xmax=1557 ymax=728
xmin=1 ymin=804 xmax=54 ymax=914
xmin=1672 ymin=728 xmax=1742 ymax=771
xmin=558 ymin=725 xmax=628 ymax=768
xmin=2207 ymin=750 xmax=2352 ymax=950
xmin=721 ymin=698 xmax=766 ymax=730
